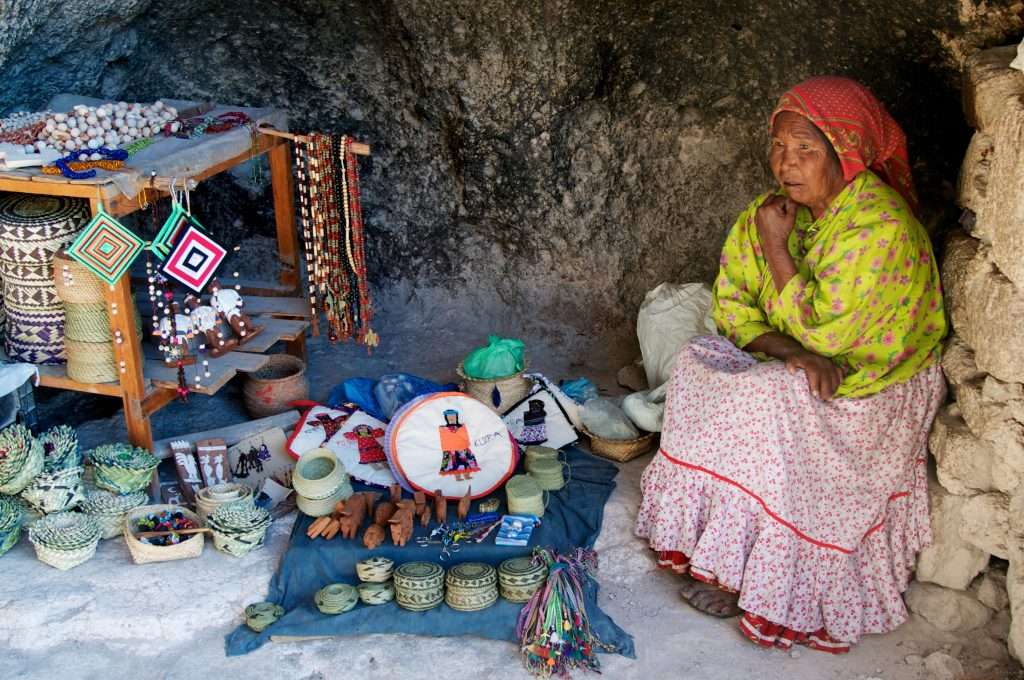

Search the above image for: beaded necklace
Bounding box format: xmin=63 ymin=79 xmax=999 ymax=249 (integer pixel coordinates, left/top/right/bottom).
xmin=292 ymin=132 xmax=377 ymax=349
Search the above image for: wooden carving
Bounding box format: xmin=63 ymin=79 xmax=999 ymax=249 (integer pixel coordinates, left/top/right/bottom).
xmin=457 ymin=487 xmax=472 ymax=521
xmin=373 ymin=502 xmax=396 ymax=526
xmin=433 ymin=489 xmax=447 ymax=525
xmin=389 ymin=501 xmax=415 ymax=547
xmin=338 ymin=492 xmax=370 ymax=539
xmin=389 ymin=484 xmax=402 ymax=503
xmin=419 ymin=505 xmax=432 ymax=528
xmin=363 ymin=524 xmax=385 ymax=549
xmin=413 ymin=491 xmax=426 ymax=515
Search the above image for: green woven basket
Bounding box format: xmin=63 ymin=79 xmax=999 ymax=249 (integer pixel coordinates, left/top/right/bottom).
xmin=0 ymin=495 xmax=22 ymax=557
xmin=93 ymin=463 xmax=156 ymax=495
xmin=89 ymin=444 xmax=159 ymax=495
xmin=0 ymin=525 xmax=20 ymax=557
xmin=20 ymin=466 xmax=85 ymax=515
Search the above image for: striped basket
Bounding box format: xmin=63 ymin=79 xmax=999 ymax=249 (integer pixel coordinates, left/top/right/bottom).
xmin=0 ymin=194 xmax=88 ymax=365
xmin=394 ymin=561 xmax=445 ymax=612
xmin=19 ymin=466 xmax=85 ymax=515
xmin=444 ymin=562 xmax=498 ymax=612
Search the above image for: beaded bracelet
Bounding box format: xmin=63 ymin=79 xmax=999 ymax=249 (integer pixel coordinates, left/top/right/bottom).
xmin=52 ymin=146 xmax=129 ymax=179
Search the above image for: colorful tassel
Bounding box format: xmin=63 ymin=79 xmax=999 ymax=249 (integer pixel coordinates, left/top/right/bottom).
xmin=515 ymin=547 xmax=608 ymax=678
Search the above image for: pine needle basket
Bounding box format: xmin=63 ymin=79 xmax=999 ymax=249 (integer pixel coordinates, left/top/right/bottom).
xmin=243 ymin=354 xmax=309 ymax=418
xmin=123 ymin=504 xmax=205 ymax=565
xmin=580 ymin=426 xmax=657 ymax=463
xmin=457 ymin=361 xmax=532 ymax=414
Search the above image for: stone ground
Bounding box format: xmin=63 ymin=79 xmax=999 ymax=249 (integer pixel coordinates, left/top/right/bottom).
xmin=1 ymin=302 xmax=1020 ymax=680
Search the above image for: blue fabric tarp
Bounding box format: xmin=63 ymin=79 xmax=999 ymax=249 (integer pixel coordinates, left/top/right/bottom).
xmin=225 ymin=446 xmax=635 ymax=658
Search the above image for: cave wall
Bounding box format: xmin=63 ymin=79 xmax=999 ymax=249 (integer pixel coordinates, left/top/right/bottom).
xmin=1 ymin=0 xmax=1021 ymax=359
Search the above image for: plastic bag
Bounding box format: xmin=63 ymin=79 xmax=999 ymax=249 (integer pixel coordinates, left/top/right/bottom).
xmin=581 ymin=397 xmax=640 ymax=441
xmin=558 ymin=378 xmax=599 ymax=405
xmin=327 ymin=378 xmax=384 ymax=421
xmin=636 ymin=282 xmax=717 ymax=391
xmin=462 ymin=335 xmax=525 ymax=379
xmin=622 ymin=383 xmax=668 ymax=433
xmin=374 ymin=373 xmax=457 ymax=421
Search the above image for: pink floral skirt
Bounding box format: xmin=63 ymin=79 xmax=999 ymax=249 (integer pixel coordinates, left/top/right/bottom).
xmin=635 ymin=335 xmax=945 ymax=652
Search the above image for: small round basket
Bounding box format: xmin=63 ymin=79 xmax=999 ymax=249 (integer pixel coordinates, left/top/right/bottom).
xmin=581 ymin=426 xmax=657 ymax=463
xmin=195 ymin=483 xmax=253 ymax=525
xmin=357 ymin=581 xmax=395 ymax=606
xmin=20 ymin=466 xmax=85 ymax=515
xmin=456 ymin=361 xmax=532 ymax=415
xmin=292 ymin=448 xmax=348 ymax=500
xmin=355 ymin=556 xmax=395 ymax=583
xmin=243 ymin=354 xmax=309 ymax=418
xmin=123 ymin=504 xmax=205 ymax=565
xmin=80 ymin=489 xmax=149 ymax=539
xmin=315 ymin=583 xmax=359 ymax=615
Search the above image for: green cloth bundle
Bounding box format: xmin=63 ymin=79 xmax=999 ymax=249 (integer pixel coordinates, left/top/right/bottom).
xmin=462 ymin=335 xmax=525 ymax=379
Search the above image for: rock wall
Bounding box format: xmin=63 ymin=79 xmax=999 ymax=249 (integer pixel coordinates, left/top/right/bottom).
xmin=0 ymin=1 xmax=1021 ymax=357
xmin=911 ymin=45 xmax=1024 ymax=662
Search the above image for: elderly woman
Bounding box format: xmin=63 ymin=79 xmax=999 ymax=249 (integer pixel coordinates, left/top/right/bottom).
xmin=635 ymin=76 xmax=947 ymax=654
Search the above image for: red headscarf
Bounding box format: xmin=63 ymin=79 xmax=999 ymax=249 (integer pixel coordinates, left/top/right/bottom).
xmin=770 ymin=76 xmax=918 ymax=215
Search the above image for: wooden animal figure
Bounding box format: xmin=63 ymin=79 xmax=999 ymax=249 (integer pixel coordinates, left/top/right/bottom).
xmin=373 ymin=501 xmax=396 ymax=526
xmin=389 ymin=501 xmax=415 ymax=547
xmin=338 ymin=492 xmax=370 ymax=539
xmin=457 ymin=487 xmax=472 ymax=522
xmin=413 ymin=491 xmax=426 ymax=515
xmin=363 ymin=523 xmax=386 ymax=549
xmin=208 ymin=278 xmax=263 ymax=345
xmin=170 ymin=440 xmax=201 ymax=504
xmin=433 ymin=489 xmax=447 ymax=525
xmin=419 ymin=505 xmax=432 ymax=528
xmin=307 ymin=515 xmax=340 ymax=540
xmin=389 ymin=484 xmax=402 ymax=503
xmin=184 ymin=293 xmax=236 ymax=358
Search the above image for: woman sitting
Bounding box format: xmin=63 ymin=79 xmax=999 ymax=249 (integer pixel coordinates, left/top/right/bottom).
xmin=635 ymin=76 xmax=947 ymax=654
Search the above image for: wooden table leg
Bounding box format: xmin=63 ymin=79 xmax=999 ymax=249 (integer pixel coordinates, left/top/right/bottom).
xmin=269 ymin=140 xmax=300 ymax=292
xmin=286 ymin=332 xmax=307 ymax=362
xmin=92 ymin=199 xmax=154 ymax=452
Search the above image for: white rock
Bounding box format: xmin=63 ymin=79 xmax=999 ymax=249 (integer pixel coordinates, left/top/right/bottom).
xmin=977 ymin=635 xmax=1010 ymax=661
xmin=85 ymin=114 xmax=98 ymax=126
xmin=963 ymin=45 xmax=1024 ymax=132
xmin=69 ymin=128 xmax=80 ymax=138
xmin=53 ymin=112 xmax=66 ymax=123
xmin=906 ymin=581 xmax=992 ymax=632
xmin=88 ymin=152 xmax=101 ymax=161
xmin=86 ymin=138 xmax=101 ymax=150
xmin=930 ymin=407 xmax=998 ymax=494
xmin=100 ymin=119 xmax=112 ymax=131
xmin=957 ymin=132 xmax=993 ymax=214
xmin=976 ymin=568 xmax=1010 ymax=611
xmin=916 ymin=479 xmax=990 ymax=589
xmin=960 ymin=493 xmax=1011 ymax=559
xmin=153 ymin=100 xmax=164 ymax=111
xmin=43 ymin=121 xmax=55 ymax=133
xmin=923 ymin=652 xmax=964 ymax=680
xmin=942 ymin=232 xmax=1024 ymax=384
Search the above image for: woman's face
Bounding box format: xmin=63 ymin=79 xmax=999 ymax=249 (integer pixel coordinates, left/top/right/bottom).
xmin=769 ymin=111 xmax=845 ymax=213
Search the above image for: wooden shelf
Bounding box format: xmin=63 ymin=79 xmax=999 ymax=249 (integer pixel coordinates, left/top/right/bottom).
xmin=146 ymin=351 xmax=270 ymax=396
xmin=234 ymin=316 xmax=309 ymax=354
xmin=133 ymin=292 xmax=311 ymax=320
xmin=37 ymin=365 xmax=124 ymax=397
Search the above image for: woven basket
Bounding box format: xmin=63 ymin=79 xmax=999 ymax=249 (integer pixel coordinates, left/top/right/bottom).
xmin=93 ymin=460 xmax=156 ymax=494
xmin=64 ymin=302 xmax=112 ymax=342
xmin=0 ymin=435 xmax=44 ymax=496
xmin=65 ymin=338 xmax=118 ymax=384
xmin=53 ymin=250 xmax=107 ymax=304
xmin=355 ymin=556 xmax=395 ymax=583
xmin=243 ymin=354 xmax=309 ymax=418
xmin=315 ymin=583 xmax=359 ymax=614
xmin=195 ymin=483 xmax=252 ymax=525
xmin=357 ymin=581 xmax=395 ymax=605
xmin=581 ymin=426 xmax=657 ymax=463
xmin=32 ymin=539 xmax=98 ymax=570
xmin=123 ymin=504 xmax=205 ymax=565
xmin=457 ymin=362 xmax=532 ymax=414
xmin=0 ymin=524 xmax=20 ymax=557
xmin=445 ymin=562 xmax=498 ymax=612
xmin=19 ymin=466 xmax=85 ymax=515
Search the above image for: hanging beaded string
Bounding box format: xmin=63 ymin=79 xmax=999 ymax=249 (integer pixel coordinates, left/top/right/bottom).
xmin=342 ymin=136 xmax=376 ymax=347
xmin=172 ymin=111 xmax=252 ymax=139
xmin=293 ymin=137 xmax=321 ymax=331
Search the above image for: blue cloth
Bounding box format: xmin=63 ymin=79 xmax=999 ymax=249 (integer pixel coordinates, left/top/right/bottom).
xmin=559 ymin=377 xmax=599 ymax=405
xmin=328 ymin=374 xmax=458 ymax=422
xmin=225 ymin=446 xmax=634 ymax=658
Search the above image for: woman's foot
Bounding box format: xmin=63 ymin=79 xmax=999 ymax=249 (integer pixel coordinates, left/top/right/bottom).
xmin=679 ymin=576 xmax=742 ymax=618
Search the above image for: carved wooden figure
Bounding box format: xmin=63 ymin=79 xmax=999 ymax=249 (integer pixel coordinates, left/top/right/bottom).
xmin=413 ymin=491 xmax=426 ymax=515
xmin=433 ymin=489 xmax=447 ymax=525
xmin=389 ymin=484 xmax=402 ymax=503
xmin=338 ymin=492 xmax=370 ymax=539
xmin=363 ymin=523 xmax=385 ymax=549
xmin=208 ymin=278 xmax=263 ymax=345
xmin=419 ymin=505 xmax=431 ymax=528
xmin=184 ymin=294 xmax=236 ymax=358
xmin=457 ymin=487 xmax=472 ymax=522
xmin=373 ymin=502 xmax=396 ymax=526
xmin=389 ymin=501 xmax=415 ymax=547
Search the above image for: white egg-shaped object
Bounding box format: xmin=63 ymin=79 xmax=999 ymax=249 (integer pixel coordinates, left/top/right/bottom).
xmin=87 ymin=138 xmax=101 ymax=150
xmin=53 ymin=112 xmax=67 ymax=123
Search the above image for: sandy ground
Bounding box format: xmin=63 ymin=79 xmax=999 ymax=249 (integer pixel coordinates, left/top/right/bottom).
xmin=4 ymin=302 xmax=1019 ymax=680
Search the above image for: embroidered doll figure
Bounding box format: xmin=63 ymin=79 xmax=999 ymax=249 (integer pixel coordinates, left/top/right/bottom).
xmin=310 ymin=412 xmax=350 ymax=443
xmin=518 ymin=399 xmax=548 ymax=445
xmin=438 ymin=409 xmax=480 ymax=481
xmin=344 ymin=423 xmax=387 ymax=469
xmin=208 ymin=278 xmax=262 ymax=345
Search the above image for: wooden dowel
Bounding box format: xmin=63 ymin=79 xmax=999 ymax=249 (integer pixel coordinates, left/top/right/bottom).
xmin=133 ymin=527 xmax=213 ymax=539
xmin=257 ymin=126 xmax=371 ymax=156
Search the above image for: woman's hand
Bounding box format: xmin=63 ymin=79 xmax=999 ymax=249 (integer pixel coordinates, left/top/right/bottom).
xmin=755 ymin=195 xmax=797 ymax=247
xmin=785 ymin=350 xmax=844 ymax=400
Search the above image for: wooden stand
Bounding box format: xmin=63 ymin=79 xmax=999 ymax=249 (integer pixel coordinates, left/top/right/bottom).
xmin=0 ymin=133 xmax=321 ymax=453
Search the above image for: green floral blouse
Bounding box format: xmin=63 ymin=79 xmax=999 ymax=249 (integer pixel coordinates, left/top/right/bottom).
xmin=711 ymin=171 xmax=946 ymax=398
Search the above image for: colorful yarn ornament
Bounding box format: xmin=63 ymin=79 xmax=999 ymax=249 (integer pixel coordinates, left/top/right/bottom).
xmin=515 ymin=548 xmax=610 ymax=678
